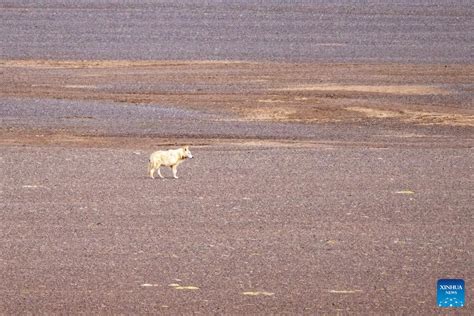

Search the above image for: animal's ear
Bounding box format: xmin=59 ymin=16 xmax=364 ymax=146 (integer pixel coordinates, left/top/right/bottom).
xmin=184 ymin=145 xmax=189 ymax=150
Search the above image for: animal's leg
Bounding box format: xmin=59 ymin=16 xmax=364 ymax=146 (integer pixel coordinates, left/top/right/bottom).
xmin=171 ymin=165 xmax=178 ymax=179
xmin=157 ymin=167 xmax=164 ymax=179
xmin=148 ymin=161 xmax=155 ymax=179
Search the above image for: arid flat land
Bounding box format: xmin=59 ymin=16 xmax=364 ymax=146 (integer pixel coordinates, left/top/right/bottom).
xmin=1 ymin=143 xmax=472 ymax=314
xmin=1 ymin=60 xmax=473 ymax=126
xmin=1 ymin=1 xmax=473 ymax=314
xmin=1 ymin=59 xmax=472 ymax=315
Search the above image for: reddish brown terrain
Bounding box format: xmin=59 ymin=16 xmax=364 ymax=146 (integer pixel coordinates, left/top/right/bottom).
xmin=1 ymin=1 xmax=473 ymax=314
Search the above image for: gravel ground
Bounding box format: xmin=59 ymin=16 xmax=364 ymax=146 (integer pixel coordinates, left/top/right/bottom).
xmin=1 ymin=97 xmax=473 ymax=149
xmin=1 ymin=0 xmax=473 ymax=314
xmin=1 ymin=145 xmax=472 ymax=314
xmin=1 ymin=1 xmax=472 ymax=63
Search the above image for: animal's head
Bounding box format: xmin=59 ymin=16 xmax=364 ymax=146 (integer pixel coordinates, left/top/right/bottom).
xmin=182 ymin=146 xmax=193 ymax=159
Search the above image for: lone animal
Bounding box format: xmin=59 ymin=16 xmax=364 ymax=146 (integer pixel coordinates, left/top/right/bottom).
xmin=148 ymin=146 xmax=193 ymax=179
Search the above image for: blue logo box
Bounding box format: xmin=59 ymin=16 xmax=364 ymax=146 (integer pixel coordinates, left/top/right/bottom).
xmin=437 ymin=279 xmax=465 ymax=308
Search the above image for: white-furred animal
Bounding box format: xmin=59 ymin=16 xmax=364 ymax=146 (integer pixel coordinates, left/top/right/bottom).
xmin=148 ymin=146 xmax=193 ymax=179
